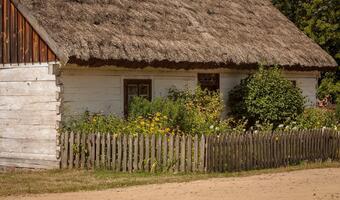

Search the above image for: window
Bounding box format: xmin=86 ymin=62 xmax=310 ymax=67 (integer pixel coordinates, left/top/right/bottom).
xmin=198 ymin=73 xmax=220 ymax=92
xmin=124 ymin=79 xmax=152 ymax=116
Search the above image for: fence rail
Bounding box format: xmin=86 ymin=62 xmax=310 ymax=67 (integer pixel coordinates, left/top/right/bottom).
xmin=60 ymin=129 xmax=340 ymax=172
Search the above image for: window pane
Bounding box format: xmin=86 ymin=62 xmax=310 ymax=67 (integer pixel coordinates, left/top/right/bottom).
xmin=139 ymin=84 xmax=150 ymax=97
xmin=128 ymin=84 xmax=138 ymax=95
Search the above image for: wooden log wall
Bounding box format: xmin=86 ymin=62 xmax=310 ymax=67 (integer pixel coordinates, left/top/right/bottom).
xmin=0 ymin=0 xmax=57 ymax=64
xmin=60 ymin=129 xmax=340 ymax=172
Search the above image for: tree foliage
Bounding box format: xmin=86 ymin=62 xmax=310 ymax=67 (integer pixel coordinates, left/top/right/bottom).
xmin=228 ymin=67 xmax=305 ymax=127
xmin=272 ymin=0 xmax=339 ymax=64
xmin=272 ymin=0 xmax=339 ymax=104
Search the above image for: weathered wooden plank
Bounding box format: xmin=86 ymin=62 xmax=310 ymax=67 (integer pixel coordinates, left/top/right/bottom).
xmin=18 ymin=11 xmax=24 ymax=63
xmin=61 ymin=132 xmax=67 ymax=169
xmin=0 ymin=81 xmax=58 ymax=97
xmin=133 ymin=135 xmax=138 ymax=172
xmin=128 ymin=135 xmax=133 ymax=172
xmin=187 ymin=135 xmax=192 ymax=172
xmin=3 ymin=0 xmax=10 ymax=63
xmin=122 ymin=135 xmax=127 ymax=172
xmin=39 ymin=39 xmax=47 ymax=63
xmin=86 ymin=134 xmax=91 ymax=169
xmin=68 ymin=132 xmax=74 ymax=169
xmin=74 ymin=132 xmax=80 ymax=169
xmin=111 ymin=135 xmax=117 ymax=171
xmin=0 ymin=0 xmax=3 ymax=63
xmin=117 ymin=135 xmax=122 ymax=172
xmin=95 ymin=133 xmax=100 ymax=168
xmin=10 ymin=4 xmax=18 ymax=63
xmin=139 ymin=134 xmax=144 ymax=171
xmin=101 ymin=133 xmax=106 ymax=168
xmin=163 ymin=134 xmax=167 ymax=169
xmin=175 ymin=135 xmax=180 ymax=173
xmin=199 ymin=135 xmax=205 ymax=172
xmin=180 ymin=135 xmax=186 ymax=172
xmin=150 ymin=134 xmax=155 ymax=171
xmin=145 ymin=135 xmax=150 ymax=171
xmin=106 ymin=134 xmax=111 ymax=169
xmin=80 ymin=133 xmax=86 ymax=169
xmin=157 ymin=135 xmax=162 ymax=170
xmin=32 ymin=31 xmax=39 ymax=63
xmin=193 ymin=134 xmax=198 ymax=172
xmin=168 ymin=134 xmax=174 ymax=172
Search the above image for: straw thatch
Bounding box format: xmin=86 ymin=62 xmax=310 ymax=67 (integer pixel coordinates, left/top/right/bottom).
xmin=18 ymin=0 xmax=337 ymax=69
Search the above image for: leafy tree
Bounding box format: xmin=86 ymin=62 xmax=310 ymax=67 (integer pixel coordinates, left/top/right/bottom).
xmin=272 ymin=0 xmax=339 ymax=64
xmin=228 ymin=67 xmax=305 ymax=127
xmin=273 ymin=0 xmax=339 ymax=104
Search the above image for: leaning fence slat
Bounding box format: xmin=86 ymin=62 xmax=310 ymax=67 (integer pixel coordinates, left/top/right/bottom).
xmin=69 ymin=132 xmax=74 ymax=169
xmin=61 ymin=132 xmax=67 ymax=169
xmin=139 ymin=134 xmax=144 ymax=171
xmin=95 ymin=134 xmax=100 ymax=168
xmin=106 ymin=134 xmax=111 ymax=169
xmin=157 ymin=135 xmax=162 ymax=170
xmin=163 ymin=134 xmax=168 ymax=169
xmin=80 ymin=134 xmax=86 ymax=169
xmin=199 ymin=135 xmax=205 ymax=172
xmin=151 ymin=134 xmax=156 ymax=172
xmin=145 ymin=135 xmax=150 ymax=171
xmin=187 ymin=135 xmax=192 ymax=172
xmin=112 ymin=135 xmax=116 ymax=171
xmin=74 ymin=133 xmax=80 ymax=169
xmin=180 ymin=135 xmax=186 ymax=172
xmin=101 ymin=134 xmax=106 ymax=168
xmin=133 ymin=135 xmax=139 ymax=172
xmin=169 ymin=135 xmax=174 ymax=172
xmin=128 ymin=135 xmax=133 ymax=172
xmin=122 ymin=135 xmax=127 ymax=172
xmin=117 ymin=135 xmax=122 ymax=172
xmin=175 ymin=135 xmax=180 ymax=173
xmin=193 ymin=134 xmax=198 ymax=172
xmin=86 ymin=134 xmax=91 ymax=169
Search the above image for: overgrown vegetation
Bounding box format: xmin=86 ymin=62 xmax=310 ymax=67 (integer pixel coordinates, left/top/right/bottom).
xmin=61 ymin=88 xmax=230 ymax=135
xmin=228 ymin=67 xmax=305 ymax=128
xmin=61 ymin=67 xmax=339 ymax=135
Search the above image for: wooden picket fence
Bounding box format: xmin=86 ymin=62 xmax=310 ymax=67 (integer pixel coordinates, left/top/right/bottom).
xmin=60 ymin=129 xmax=340 ymax=172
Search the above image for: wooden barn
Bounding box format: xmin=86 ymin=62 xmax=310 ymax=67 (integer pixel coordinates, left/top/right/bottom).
xmin=0 ymin=0 xmax=337 ymax=169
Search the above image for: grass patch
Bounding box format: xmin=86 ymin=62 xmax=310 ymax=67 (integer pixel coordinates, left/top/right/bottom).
xmin=1 ymin=161 xmax=340 ymax=197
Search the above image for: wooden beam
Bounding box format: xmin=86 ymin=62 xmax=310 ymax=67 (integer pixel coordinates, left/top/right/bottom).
xmin=0 ymin=0 xmax=3 ymax=64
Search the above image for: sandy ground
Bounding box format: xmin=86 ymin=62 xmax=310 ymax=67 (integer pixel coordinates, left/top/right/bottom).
xmin=3 ymin=168 xmax=340 ymax=200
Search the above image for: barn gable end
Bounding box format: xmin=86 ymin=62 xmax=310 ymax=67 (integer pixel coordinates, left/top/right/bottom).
xmin=0 ymin=0 xmax=58 ymax=65
xmin=0 ymin=0 xmax=61 ymax=169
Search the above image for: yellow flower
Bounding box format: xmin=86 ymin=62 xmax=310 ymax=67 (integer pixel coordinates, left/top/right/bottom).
xmin=155 ymin=117 xmax=160 ymax=121
xmin=165 ymin=128 xmax=170 ymax=132
xmin=163 ymin=116 xmax=168 ymax=120
xmin=156 ymin=112 xmax=161 ymax=117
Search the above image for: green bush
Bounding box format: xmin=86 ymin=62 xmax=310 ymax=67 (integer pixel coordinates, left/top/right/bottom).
xmin=128 ymin=87 xmax=226 ymax=135
xmin=285 ymin=108 xmax=339 ymax=130
xmin=228 ymin=67 xmax=305 ymax=127
xmin=317 ymin=73 xmax=340 ymax=102
xmin=335 ymin=97 xmax=340 ymax=121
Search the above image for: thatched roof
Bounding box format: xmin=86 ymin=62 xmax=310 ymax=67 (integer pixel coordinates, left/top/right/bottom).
xmin=17 ymin=0 xmax=337 ymax=70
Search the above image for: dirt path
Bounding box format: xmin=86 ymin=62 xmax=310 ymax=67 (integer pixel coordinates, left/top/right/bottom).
xmin=3 ymin=168 xmax=340 ymax=200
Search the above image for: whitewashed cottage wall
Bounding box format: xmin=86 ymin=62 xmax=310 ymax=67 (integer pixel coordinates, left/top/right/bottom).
xmin=61 ymin=66 xmax=319 ymax=119
xmin=0 ymin=64 xmax=60 ymax=169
